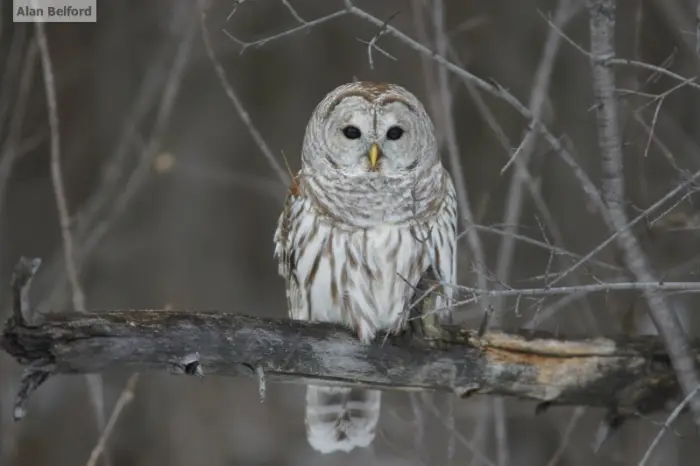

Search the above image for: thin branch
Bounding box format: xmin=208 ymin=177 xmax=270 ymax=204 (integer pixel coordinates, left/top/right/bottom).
xmin=543 ymin=11 xmax=700 ymax=93
xmin=34 ymin=19 xmax=109 ymax=450
xmin=547 ymin=169 xmax=700 ymax=287
xmin=35 ymin=16 xmax=85 ymax=316
xmin=281 ymin=0 xmax=305 ymax=24
xmin=0 ymin=39 xmax=38 ymax=221
xmin=427 ymin=2 xmax=484 ymax=462
xmin=421 ymin=394 xmax=497 ymax=466
xmin=545 ymin=407 xmax=585 ymax=466
xmin=37 ymin=7 xmax=197 ymax=314
xmin=638 ymin=384 xmax=700 ymax=466
xmin=0 ymin=24 xmax=28 ymax=132
xmin=448 ymin=281 xmax=700 ymax=304
xmin=525 ymin=290 xmax=589 ymax=329
xmin=172 ymin=163 xmax=286 ymax=202
xmin=437 ymin=28 xmax=568 ymax=263
xmin=201 ymin=8 xmax=289 ymax=185
xmin=639 ymin=78 xmax=695 ymax=160
xmin=85 ymin=374 xmax=140 ymax=466
xmin=587 ymin=0 xmax=700 ymax=429
xmin=357 ymin=11 xmax=399 ymax=70
xmin=493 ymin=0 xmax=575 ymax=322
xmin=498 ymin=0 xmax=579 ymax=175
xmin=223 ymin=10 xmax=348 ymax=54
xmin=431 ymin=0 xmax=489 ymax=314
xmin=467 ymin=223 xmax=621 ymax=274
xmin=409 ymin=5 xmax=473 ymax=461
xmin=474 ymin=8 xmax=585 ymax=456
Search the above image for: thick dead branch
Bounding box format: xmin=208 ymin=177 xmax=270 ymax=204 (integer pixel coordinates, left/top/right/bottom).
xmin=0 ymin=309 xmax=693 ymax=417
xmin=2 ymin=309 xmax=690 ymax=406
xmin=0 ymin=257 xmax=695 ymax=422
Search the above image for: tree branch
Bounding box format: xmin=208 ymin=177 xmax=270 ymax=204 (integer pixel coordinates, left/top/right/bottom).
xmin=587 ymin=0 xmax=700 ymax=429
xmin=0 ymin=260 xmax=694 ymax=424
xmin=2 ymin=308 xmax=691 ymax=404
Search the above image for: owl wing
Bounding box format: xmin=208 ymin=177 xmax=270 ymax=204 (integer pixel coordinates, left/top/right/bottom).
xmin=273 ymin=176 xmax=307 ymax=320
xmin=419 ymin=171 xmax=459 ymax=324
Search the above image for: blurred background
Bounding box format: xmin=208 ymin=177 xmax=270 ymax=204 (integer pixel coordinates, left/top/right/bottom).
xmin=2 ymin=0 xmax=700 ymax=464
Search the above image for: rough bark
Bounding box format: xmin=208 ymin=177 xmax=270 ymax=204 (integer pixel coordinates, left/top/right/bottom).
xmin=0 ymin=257 xmax=694 ymax=423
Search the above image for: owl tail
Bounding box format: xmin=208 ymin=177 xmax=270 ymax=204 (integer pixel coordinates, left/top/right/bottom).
xmin=305 ymin=385 xmax=381 ymax=454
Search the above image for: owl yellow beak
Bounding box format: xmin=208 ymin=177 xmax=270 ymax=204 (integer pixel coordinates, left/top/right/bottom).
xmin=368 ymin=143 xmax=382 ymax=170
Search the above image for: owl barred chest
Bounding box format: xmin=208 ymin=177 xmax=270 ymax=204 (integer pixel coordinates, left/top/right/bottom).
xmin=286 ymin=195 xmax=441 ymax=342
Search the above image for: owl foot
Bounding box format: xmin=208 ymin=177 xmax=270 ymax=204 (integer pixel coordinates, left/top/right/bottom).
xmin=409 ymin=310 xmax=451 ymax=343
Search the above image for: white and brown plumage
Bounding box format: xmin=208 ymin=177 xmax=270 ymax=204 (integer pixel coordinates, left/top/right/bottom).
xmin=273 ymin=81 xmax=458 ymax=453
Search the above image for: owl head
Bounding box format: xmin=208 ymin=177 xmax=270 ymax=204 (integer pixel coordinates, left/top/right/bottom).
xmin=301 ymin=82 xmax=438 ymax=178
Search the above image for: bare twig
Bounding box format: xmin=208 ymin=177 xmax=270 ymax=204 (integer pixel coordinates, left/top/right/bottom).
xmin=493 ymin=0 xmax=575 ymax=323
xmin=35 ymin=16 xmax=86 ymax=317
xmin=437 ymin=29 xmax=569 ymax=263
xmin=0 ymin=24 xmax=28 ymax=132
xmin=491 ymin=4 xmax=577 ymax=459
xmin=639 ymin=78 xmax=697 ymax=159
xmin=0 ymin=40 xmax=38 ymax=221
xmin=37 ymin=6 xmax=197 ymax=314
xmin=409 ymin=4 xmax=478 ymax=460
xmin=467 ymin=224 xmax=621 ymax=274
xmin=544 ymin=12 xmax=700 ymax=93
xmin=281 ymin=0 xmax=305 ymax=24
xmin=525 ymin=291 xmax=591 ymax=329
xmin=449 ymin=281 xmax=700 ymax=305
xmin=425 ymin=3 xmax=485 ymax=461
xmin=201 ymin=9 xmax=289 ymax=185
xmin=547 ymin=169 xmax=700 ymax=287
xmin=431 ymin=0 xmax=489 ymax=312
xmin=638 ymin=384 xmax=700 ymax=466
xmin=498 ymin=0 xmax=579 ymax=175
xmin=545 ymin=407 xmax=586 ymax=466
xmin=21 ymin=19 xmax=196 ymax=465
xmin=34 ymin=19 xmax=109 ymax=449
xmin=85 ymin=374 xmax=140 ymax=466
xmin=357 ymin=11 xmax=400 ymax=69
xmin=421 ymin=394 xmax=497 ymax=466
xmin=223 ymin=10 xmax=348 ymax=54
xmin=173 ymin=163 xmax=285 ymax=202
xmin=587 ymin=0 xmax=700 ymax=429
xmin=408 ymin=393 xmax=429 ymax=463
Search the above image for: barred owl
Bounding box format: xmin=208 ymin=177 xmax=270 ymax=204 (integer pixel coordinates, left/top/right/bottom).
xmin=273 ymin=81 xmax=458 ymax=453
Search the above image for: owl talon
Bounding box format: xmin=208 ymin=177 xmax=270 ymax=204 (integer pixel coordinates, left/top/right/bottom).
xmin=416 ymin=312 xmax=450 ymax=341
xmin=399 ymin=304 xmax=450 ymax=345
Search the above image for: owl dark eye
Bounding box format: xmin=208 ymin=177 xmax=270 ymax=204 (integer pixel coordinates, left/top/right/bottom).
xmin=342 ymin=125 xmax=362 ymax=139
xmin=386 ymin=126 xmax=404 ymax=140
